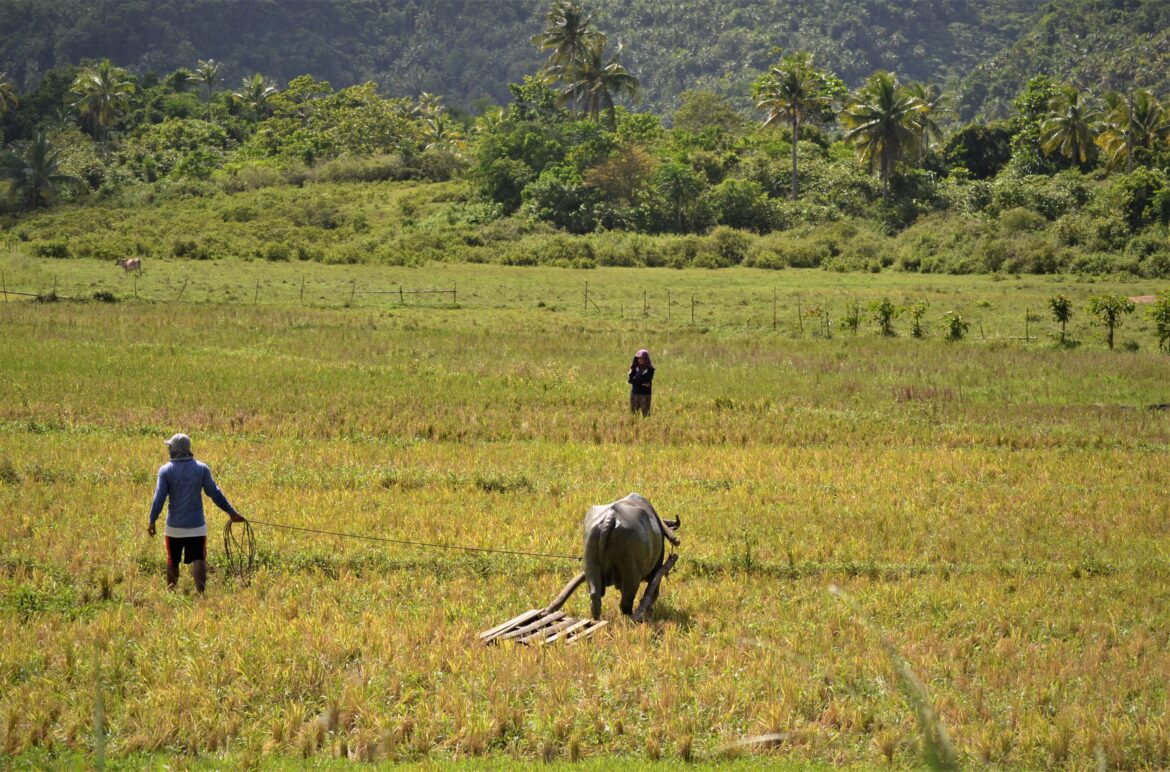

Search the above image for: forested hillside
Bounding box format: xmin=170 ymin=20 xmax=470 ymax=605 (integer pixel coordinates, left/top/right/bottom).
xmin=4 ymin=0 xmax=1170 ymax=283
xmin=962 ymin=0 xmax=1170 ymax=119
xmin=0 ymin=0 xmax=1046 ymax=117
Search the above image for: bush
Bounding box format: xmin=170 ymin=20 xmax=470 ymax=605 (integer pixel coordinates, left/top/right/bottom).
xmin=30 ymin=240 xmax=70 ymax=258
xmin=707 ymin=226 xmax=753 ymax=265
xmin=999 ymin=207 xmax=1047 ymax=234
xmin=309 ymin=154 xmax=414 ymax=184
xmin=743 ymin=241 xmax=786 ymax=270
xmin=262 ymin=242 xmax=291 ymax=262
xmin=172 ymin=239 xmax=212 ymax=260
xmin=708 ymin=178 xmax=774 ymax=232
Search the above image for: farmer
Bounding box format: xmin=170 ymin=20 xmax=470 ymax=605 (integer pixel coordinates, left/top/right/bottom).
xmin=147 ymin=433 xmax=245 ymax=594
xmin=628 ymin=349 xmax=655 ymax=416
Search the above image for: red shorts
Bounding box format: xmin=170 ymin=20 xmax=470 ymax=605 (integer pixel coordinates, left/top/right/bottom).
xmin=164 ymin=535 xmax=207 ymax=567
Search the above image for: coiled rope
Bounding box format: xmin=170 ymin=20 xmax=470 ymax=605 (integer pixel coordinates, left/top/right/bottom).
xmin=222 ymin=519 xmax=256 ymax=582
xmin=222 ymin=518 xmax=580 ymax=581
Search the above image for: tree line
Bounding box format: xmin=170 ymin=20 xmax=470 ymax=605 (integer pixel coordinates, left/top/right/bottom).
xmin=2 ymin=0 xmax=1170 ymax=277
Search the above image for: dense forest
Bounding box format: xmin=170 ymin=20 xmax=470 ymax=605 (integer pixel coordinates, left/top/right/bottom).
xmin=0 ymin=0 xmax=1109 ymax=118
xmin=2 ymin=0 xmax=1170 ymax=278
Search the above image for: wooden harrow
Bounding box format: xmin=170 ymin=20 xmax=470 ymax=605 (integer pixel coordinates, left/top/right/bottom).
xmin=480 ymin=553 xmax=678 ymax=646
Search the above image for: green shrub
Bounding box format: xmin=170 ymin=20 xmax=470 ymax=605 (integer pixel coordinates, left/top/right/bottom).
xmin=172 ymin=239 xmax=212 ymax=260
xmin=943 ymin=311 xmax=969 ymax=341
xmin=707 ymin=226 xmax=753 ymax=266
xmin=262 ymin=243 xmax=291 ymax=262
xmin=999 ymin=207 xmax=1047 ymax=234
xmin=32 ymin=241 xmax=70 ymax=258
xmin=309 ymin=154 xmax=414 ymax=183
xmin=743 ymin=242 xmax=786 ymax=270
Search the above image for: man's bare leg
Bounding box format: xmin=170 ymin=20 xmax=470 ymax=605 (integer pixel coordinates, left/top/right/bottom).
xmin=192 ymin=560 xmax=207 ymax=594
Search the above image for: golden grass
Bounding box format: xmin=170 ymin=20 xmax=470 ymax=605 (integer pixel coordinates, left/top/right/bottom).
xmin=2 ymin=260 xmax=1170 ymax=766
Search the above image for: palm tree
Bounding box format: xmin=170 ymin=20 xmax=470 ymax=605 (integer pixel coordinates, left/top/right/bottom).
xmin=0 ymin=131 xmax=85 ymax=209
xmin=232 ymin=74 xmax=279 ymax=123
xmin=189 ymin=59 xmax=221 ymax=121
xmin=533 ymin=1 xmax=603 ymax=74
xmin=424 ymin=113 xmax=466 ymax=152
xmin=841 ymin=71 xmax=923 ymax=195
xmin=1040 ymin=85 xmax=1100 ymax=167
xmin=905 ymin=82 xmax=947 ymax=165
xmin=0 ymin=71 xmax=17 ymax=115
xmin=1097 ymin=89 xmax=1169 ymax=172
xmin=414 ymin=92 xmax=444 ymax=121
xmin=561 ymin=38 xmax=638 ymax=129
xmin=534 ymin=0 xmax=606 ymax=116
xmin=69 ymin=59 xmax=135 ymax=140
xmin=754 ymin=52 xmax=836 ymax=199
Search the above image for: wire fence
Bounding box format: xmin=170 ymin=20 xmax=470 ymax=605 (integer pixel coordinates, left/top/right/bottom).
xmin=0 ymin=269 xmax=1136 ymax=343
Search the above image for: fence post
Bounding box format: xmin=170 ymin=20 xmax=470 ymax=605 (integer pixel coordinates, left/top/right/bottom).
xmin=691 ymin=294 xmax=696 ymax=324
xmin=796 ymin=295 xmax=804 ymax=335
xmin=300 ymin=276 xmax=305 ymax=303
xmin=254 ymin=279 xmax=260 ymax=304
xmin=1024 ymin=308 xmax=1029 ymax=342
xmin=453 ymin=282 xmax=457 ymax=306
xmin=175 ymin=277 xmax=188 ymax=301
xmin=1 ymin=271 xmax=6 ymax=302
xmin=350 ymin=280 xmax=356 ymax=305
xmin=584 ymin=282 xmax=589 ymax=313
xmin=399 ymin=286 xmax=404 ymax=304
xmin=643 ymin=289 xmax=647 ymax=316
xmin=133 ymin=274 xmax=138 ymax=299
xmin=772 ymin=288 xmax=777 ymax=330
xmin=667 ymin=290 xmax=671 ymax=322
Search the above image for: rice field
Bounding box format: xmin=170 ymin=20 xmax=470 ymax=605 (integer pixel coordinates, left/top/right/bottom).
xmin=2 ymin=257 xmax=1170 ymax=768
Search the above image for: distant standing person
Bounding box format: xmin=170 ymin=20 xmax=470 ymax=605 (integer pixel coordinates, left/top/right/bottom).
xmin=628 ymin=349 xmax=655 ymax=416
xmin=147 ymin=433 xmax=245 ymax=594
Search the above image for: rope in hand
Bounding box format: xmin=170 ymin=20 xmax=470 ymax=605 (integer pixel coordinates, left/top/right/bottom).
xmin=223 ymin=519 xmax=256 ymax=583
xmin=223 ymin=518 xmax=580 ymax=581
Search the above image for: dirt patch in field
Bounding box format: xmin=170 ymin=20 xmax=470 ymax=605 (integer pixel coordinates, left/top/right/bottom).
xmin=1129 ymin=295 xmax=1157 ymax=304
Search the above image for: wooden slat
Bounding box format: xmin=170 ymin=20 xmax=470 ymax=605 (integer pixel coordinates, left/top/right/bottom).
xmin=543 ymin=617 xmax=591 ymax=644
xmin=484 ymin=610 xmax=613 ymax=646
xmin=532 ymin=616 xmax=580 ymax=644
xmin=500 ymin=610 xmax=567 ymax=640
xmin=479 ymin=609 xmax=542 ymax=642
xmin=567 ymin=619 xmax=608 ymax=643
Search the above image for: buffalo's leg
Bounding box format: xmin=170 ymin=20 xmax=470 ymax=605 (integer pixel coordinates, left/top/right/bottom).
xmin=632 ymin=554 xmax=678 ymax=623
xmin=590 ymin=591 xmax=603 ymax=620
xmin=618 ymin=577 xmax=641 ymax=616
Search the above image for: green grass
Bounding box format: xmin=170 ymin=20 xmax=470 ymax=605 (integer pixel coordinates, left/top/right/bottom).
xmin=2 ymin=255 xmax=1170 ymax=767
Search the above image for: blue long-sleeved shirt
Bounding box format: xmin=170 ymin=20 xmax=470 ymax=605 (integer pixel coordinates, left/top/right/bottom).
xmin=149 ymin=459 xmax=238 ymax=531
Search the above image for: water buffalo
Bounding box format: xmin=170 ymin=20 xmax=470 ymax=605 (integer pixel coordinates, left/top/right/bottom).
xmin=576 ymin=493 xmax=680 ymax=621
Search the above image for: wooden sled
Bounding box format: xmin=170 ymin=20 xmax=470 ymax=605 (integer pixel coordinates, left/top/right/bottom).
xmin=480 ymin=553 xmax=678 ymax=645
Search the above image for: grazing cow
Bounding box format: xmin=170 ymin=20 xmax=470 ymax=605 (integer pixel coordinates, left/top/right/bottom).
xmin=116 ymin=257 xmax=142 ymax=274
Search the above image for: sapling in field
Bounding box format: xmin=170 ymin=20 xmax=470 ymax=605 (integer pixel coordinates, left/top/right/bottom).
xmin=1049 ymin=293 xmax=1072 ymax=343
xmin=1087 ymin=293 xmax=1135 ymax=350
xmin=907 ymin=300 xmax=928 ymax=338
xmin=870 ymin=297 xmax=898 ymax=336
xmin=841 ymin=300 xmax=862 ymax=335
xmin=943 ymin=311 xmax=968 ymax=341
xmin=1149 ymin=291 xmax=1170 ymax=353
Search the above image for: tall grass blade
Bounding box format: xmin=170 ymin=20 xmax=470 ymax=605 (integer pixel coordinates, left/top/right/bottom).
xmin=829 ymin=584 xmax=958 ymax=770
